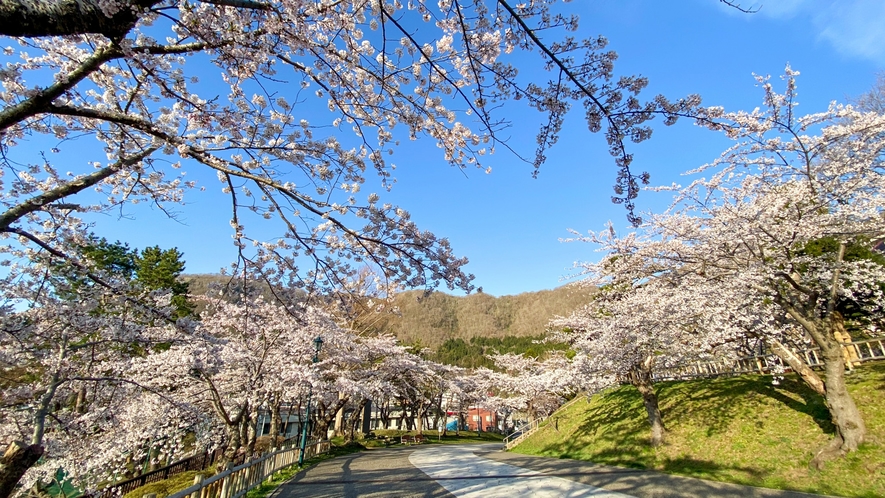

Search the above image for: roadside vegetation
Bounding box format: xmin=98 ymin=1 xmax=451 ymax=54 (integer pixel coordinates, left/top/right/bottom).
xmin=511 ymin=363 xmax=885 ymax=497
xmin=119 ymin=443 xmax=366 ymax=498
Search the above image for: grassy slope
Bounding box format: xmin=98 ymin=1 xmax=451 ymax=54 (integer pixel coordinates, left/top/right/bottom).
xmin=512 ymin=363 xmax=885 ymax=498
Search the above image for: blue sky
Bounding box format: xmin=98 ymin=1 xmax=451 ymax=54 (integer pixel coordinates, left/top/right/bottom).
xmin=79 ymin=0 xmax=885 ymax=297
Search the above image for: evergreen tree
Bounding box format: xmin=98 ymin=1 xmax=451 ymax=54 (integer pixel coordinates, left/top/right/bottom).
xmin=135 ymin=246 xmax=194 ymax=318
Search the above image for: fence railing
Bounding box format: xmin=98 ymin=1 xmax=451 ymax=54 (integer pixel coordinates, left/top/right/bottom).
xmin=502 ymin=339 xmax=885 ymax=451
xmin=167 ymin=440 xmax=330 ymax=498
xmin=501 ymin=391 xmax=591 ymax=450
xmin=503 ymin=418 xmax=543 ymax=450
xmin=95 ymin=435 xmax=306 ymax=498
xmin=93 ymin=450 xmax=225 ymax=498
xmin=654 ymin=338 xmax=885 ymax=382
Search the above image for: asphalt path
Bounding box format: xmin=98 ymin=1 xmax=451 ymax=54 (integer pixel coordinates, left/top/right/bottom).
xmin=273 ymin=443 xmax=837 ymax=498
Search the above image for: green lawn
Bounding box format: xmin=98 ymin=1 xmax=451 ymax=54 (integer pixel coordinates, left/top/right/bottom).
xmin=511 ymin=362 xmax=885 ymax=497
xmin=359 ymin=429 xmax=503 ymax=447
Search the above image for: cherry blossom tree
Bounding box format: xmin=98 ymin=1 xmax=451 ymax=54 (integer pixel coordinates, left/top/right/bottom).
xmin=567 ymin=70 xmax=885 ymax=464
xmin=133 ymin=295 xmax=352 ymax=463
xmin=480 ymin=351 xmax=578 ymax=424
xmin=0 ymin=290 xmax=196 ymax=496
xmin=550 ymin=277 xmax=745 ymax=446
xmin=0 ymin=0 xmax=718 ymax=312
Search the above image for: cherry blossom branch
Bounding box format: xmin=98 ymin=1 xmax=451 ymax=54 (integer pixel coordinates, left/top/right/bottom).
xmin=4 ymin=227 xmax=178 ymax=323
xmin=0 ymin=147 xmax=157 ymax=231
xmin=0 ymin=42 xmax=208 ymax=133
xmin=718 ymin=1 xmax=760 ymax=13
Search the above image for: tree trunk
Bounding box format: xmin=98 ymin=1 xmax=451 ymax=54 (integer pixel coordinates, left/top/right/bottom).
xmin=379 ymin=400 xmax=390 ymax=429
xmin=333 ymin=392 xmax=346 ymax=437
xmin=244 ymin=405 xmax=259 ymax=455
xmin=222 ymin=421 xmax=243 ymax=465
xmin=415 ymin=406 xmax=425 ymax=435
xmin=0 ymin=442 xmax=44 ymax=498
xmin=0 ymin=0 xmax=161 ymax=38
xmin=811 ymin=330 xmax=867 ymax=468
xmin=630 ymin=357 xmax=665 ymax=447
xmin=832 ymin=311 xmax=861 ymax=367
xmin=314 ymin=396 xmax=348 ymax=438
xmin=269 ymin=396 xmax=282 ymax=440
xmin=769 ymin=339 xmax=826 ymax=396
xmin=346 ymin=399 xmax=368 ymax=443
xmin=74 ymin=385 xmax=87 ymax=414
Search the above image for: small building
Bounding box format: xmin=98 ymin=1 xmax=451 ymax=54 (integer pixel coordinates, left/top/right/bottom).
xmin=465 ymin=406 xmax=498 ymax=432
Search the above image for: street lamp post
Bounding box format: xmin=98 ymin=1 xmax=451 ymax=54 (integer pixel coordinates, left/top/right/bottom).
xmin=298 ymin=336 xmax=323 ymax=466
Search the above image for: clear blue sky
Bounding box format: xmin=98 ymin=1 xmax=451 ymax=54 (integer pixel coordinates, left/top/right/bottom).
xmin=85 ymin=0 xmax=885 ymax=297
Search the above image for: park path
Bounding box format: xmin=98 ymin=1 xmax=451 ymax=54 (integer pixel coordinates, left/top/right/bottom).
xmin=408 ymin=444 xmax=630 ymax=497
xmin=274 ymin=443 xmax=836 ymax=498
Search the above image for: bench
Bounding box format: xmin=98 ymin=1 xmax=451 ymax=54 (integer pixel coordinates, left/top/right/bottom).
xmin=400 ymin=434 xmax=426 ymax=445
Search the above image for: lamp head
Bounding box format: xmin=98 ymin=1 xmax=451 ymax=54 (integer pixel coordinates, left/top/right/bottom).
xmin=313 ymin=336 xmax=324 ymax=353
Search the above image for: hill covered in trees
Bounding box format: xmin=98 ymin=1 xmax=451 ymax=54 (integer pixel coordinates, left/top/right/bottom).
xmin=181 ymin=275 xmax=592 ymax=350
xmin=354 ymin=287 xmax=593 ymax=349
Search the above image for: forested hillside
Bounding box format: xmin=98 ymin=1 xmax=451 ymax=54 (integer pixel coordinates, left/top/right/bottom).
xmin=182 ymin=275 xmax=592 ymax=349
xmin=435 ymin=336 xmax=572 ymax=369
xmin=356 ymin=287 xmax=593 ymax=348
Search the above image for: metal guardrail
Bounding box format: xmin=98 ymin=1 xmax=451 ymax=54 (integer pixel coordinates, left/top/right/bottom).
xmin=168 ymin=440 xmax=330 ymax=498
xmin=501 ymin=391 xmax=592 ymax=450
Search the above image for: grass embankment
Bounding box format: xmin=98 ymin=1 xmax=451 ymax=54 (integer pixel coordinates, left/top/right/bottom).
xmin=512 ymin=362 xmax=885 ymax=497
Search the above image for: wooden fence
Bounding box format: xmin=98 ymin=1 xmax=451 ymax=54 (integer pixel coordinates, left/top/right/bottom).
xmin=93 ymin=450 xmax=225 ymax=498
xmin=167 ymin=440 xmax=331 ymax=498
xmin=654 ymin=337 xmax=885 ymax=381
xmin=95 ymin=435 xmax=305 ymax=498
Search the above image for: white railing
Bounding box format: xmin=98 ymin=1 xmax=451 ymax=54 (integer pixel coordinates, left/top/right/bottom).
xmin=168 ymin=440 xmax=330 ymax=498
xmin=502 ymin=392 xmax=593 ymax=450
xmin=503 ymin=418 xmax=544 ymax=450
xmin=654 ymin=338 xmax=885 ymax=382
xmin=502 ymin=340 xmax=885 ymax=450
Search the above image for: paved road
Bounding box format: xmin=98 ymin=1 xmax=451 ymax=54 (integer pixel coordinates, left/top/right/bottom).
xmin=274 ymin=443 xmax=836 ymax=498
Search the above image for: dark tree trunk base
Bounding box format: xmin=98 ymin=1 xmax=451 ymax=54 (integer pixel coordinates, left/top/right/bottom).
xmin=630 ymin=359 xmax=665 ymax=447
xmin=0 ymin=441 xmax=44 ymax=498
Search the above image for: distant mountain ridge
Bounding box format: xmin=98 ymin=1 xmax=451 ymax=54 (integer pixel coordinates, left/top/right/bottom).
xmin=181 ymin=274 xmax=593 ymax=348
xmin=357 ymin=287 xmax=593 ymax=348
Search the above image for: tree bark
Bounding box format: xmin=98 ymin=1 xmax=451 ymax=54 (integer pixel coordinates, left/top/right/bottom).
xmin=333 ymin=392 xmax=346 ymax=437
xmin=0 ymin=0 xmax=160 ymax=38
xmin=269 ymin=395 xmax=281 ymax=440
xmin=778 ymin=244 xmax=867 ymax=468
xmin=415 ymin=405 xmax=425 ymax=435
xmin=0 ymin=442 xmax=44 ymax=498
xmin=379 ymin=400 xmax=391 ymax=429
xmin=769 ymin=339 xmax=826 ymax=396
xmin=244 ymin=404 xmax=259 ymax=455
xmin=630 ymin=357 xmax=665 ymax=447
xmin=346 ymin=399 xmax=368 ymax=443
xmin=314 ymin=396 xmax=348 ymax=438
xmin=811 ymin=331 xmax=867 ymax=468
xmin=223 ymin=423 xmax=242 ymax=465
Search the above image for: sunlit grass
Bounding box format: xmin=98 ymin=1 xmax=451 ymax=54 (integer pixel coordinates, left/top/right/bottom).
xmin=359 ymin=429 xmax=503 ymax=447
xmin=512 ymin=362 xmax=885 ymax=498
